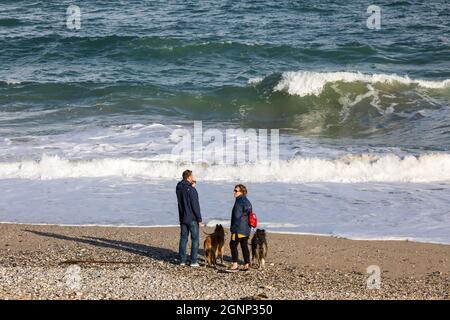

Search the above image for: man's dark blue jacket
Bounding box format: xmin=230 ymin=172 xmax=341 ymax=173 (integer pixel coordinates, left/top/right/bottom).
xmin=176 ymin=179 xmax=202 ymax=225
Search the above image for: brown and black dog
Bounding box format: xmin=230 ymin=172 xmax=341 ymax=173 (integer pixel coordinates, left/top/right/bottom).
xmin=251 ymin=229 xmax=268 ymax=269
xmin=203 ymin=224 xmax=225 ymax=267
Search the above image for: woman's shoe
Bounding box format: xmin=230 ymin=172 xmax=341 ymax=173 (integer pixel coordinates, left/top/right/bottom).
xmin=240 ymin=264 xmax=250 ymax=271
xmin=225 ymin=265 xmax=240 ymax=273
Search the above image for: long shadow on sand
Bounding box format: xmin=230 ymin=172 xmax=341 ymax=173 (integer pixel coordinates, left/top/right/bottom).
xmin=24 ymin=229 xmax=179 ymax=264
xmin=24 ymin=229 xmax=233 ymax=264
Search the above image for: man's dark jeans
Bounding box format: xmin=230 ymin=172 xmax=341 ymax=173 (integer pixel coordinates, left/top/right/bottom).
xmin=179 ymin=220 xmax=199 ymax=264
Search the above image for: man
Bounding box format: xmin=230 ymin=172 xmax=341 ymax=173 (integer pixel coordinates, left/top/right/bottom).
xmin=176 ymin=170 xmax=203 ymax=267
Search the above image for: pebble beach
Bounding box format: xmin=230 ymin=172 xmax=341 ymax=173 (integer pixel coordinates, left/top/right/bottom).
xmin=0 ymin=223 xmax=448 ymax=300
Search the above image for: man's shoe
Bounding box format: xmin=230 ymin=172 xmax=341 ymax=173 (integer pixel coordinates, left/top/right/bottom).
xmin=225 ymin=268 xmax=239 ymax=273
xmin=179 ymin=261 xmax=186 ymax=266
xmin=190 ymin=262 xmax=200 ymax=267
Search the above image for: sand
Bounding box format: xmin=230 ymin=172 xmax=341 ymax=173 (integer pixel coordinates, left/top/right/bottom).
xmin=0 ymin=223 xmax=448 ymax=299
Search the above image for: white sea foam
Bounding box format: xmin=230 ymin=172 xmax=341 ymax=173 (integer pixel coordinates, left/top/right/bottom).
xmin=3 ymin=79 xmax=22 ymax=85
xmin=1 ymin=178 xmax=449 ymax=244
xmin=1 ymin=153 xmax=450 ymax=183
xmin=274 ymin=71 xmax=450 ymax=97
xmin=248 ymin=77 xmax=263 ymax=85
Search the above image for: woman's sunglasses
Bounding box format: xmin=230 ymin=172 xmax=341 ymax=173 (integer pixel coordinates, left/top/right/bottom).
xmin=233 ymin=189 xmax=239 ymax=193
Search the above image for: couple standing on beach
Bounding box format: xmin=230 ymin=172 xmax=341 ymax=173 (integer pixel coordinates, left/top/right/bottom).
xmin=176 ymin=170 xmax=252 ymax=271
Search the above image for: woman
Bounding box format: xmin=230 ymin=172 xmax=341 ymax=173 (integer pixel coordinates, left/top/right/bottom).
xmin=228 ymin=184 xmax=252 ymax=272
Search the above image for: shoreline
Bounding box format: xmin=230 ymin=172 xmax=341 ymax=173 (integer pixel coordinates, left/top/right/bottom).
xmin=1 ymin=221 xmax=449 ymax=246
xmin=0 ymin=223 xmax=448 ymax=299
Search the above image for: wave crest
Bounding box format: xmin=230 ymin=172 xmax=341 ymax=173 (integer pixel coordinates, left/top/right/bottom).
xmin=273 ymin=71 xmax=450 ymax=97
xmin=1 ymin=153 xmax=450 ymax=183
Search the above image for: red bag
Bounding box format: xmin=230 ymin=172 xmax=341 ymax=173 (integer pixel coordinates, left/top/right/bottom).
xmin=249 ymin=211 xmax=258 ymax=228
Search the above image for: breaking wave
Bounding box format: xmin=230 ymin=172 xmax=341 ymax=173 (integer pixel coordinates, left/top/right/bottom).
xmin=1 ymin=153 xmax=450 ymax=183
xmin=2 ymin=70 xmax=450 ymax=139
xmin=273 ymin=71 xmax=450 ymax=97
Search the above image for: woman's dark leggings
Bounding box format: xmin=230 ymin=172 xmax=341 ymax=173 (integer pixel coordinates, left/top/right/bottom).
xmin=230 ymin=235 xmax=250 ymax=264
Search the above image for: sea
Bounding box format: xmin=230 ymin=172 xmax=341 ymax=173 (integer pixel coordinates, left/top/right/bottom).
xmin=1 ymin=0 xmax=450 ymax=243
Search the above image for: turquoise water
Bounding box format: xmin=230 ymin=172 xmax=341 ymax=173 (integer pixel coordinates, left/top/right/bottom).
xmin=1 ymin=1 xmax=450 ymax=242
xmin=2 ymin=1 xmax=450 ymax=145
